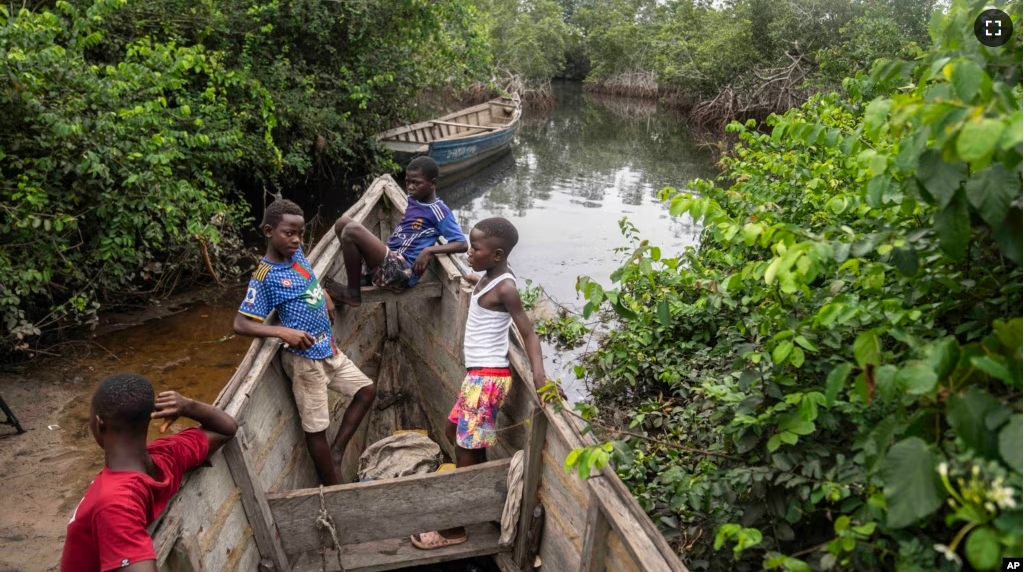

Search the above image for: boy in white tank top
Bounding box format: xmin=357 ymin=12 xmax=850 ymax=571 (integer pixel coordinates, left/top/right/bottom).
xmin=411 ymin=217 xmax=551 ymax=551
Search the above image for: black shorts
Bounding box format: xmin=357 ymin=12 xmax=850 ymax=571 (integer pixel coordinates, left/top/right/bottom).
xmin=366 ymin=250 xmax=412 ymax=292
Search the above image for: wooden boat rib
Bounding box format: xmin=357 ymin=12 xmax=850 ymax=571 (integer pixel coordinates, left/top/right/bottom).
xmin=149 ymin=175 xmax=688 ymax=572
xmin=378 ymin=97 xmax=521 ymax=180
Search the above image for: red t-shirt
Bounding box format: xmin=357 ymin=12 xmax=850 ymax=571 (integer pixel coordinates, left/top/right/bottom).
xmin=60 ymin=428 xmax=209 ymax=572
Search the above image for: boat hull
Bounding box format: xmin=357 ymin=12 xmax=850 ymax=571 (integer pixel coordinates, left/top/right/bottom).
xmin=381 ymin=97 xmax=520 ymax=178
xmin=145 ymin=175 xmax=690 ymax=572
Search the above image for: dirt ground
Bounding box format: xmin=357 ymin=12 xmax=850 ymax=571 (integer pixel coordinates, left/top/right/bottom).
xmin=0 ymin=287 xmax=251 ymax=572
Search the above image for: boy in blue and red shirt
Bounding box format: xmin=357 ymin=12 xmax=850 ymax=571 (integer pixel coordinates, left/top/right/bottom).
xmin=325 ymin=156 xmax=468 ymax=306
xmin=233 ymin=199 xmax=376 ymax=486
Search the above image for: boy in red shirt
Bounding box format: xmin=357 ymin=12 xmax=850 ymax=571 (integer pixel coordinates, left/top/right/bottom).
xmin=60 ymin=373 xmax=237 ymax=572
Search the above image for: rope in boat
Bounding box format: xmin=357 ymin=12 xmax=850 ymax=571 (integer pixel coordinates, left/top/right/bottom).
xmin=499 ymin=449 xmax=525 ymax=547
xmin=316 ymin=485 xmax=346 ymax=572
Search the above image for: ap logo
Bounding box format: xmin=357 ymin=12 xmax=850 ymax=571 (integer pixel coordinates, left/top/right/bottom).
xmin=1005 ymin=558 xmax=1023 ymax=570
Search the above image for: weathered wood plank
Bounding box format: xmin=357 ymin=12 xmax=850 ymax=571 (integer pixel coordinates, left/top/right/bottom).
xmin=514 ymin=406 xmax=547 ymax=569
xmin=290 ymin=523 xmax=507 ymax=572
xmin=605 ymin=532 xmax=643 ymax=572
xmin=377 ymin=215 xmax=400 ymax=340
xmin=267 ymin=458 xmax=512 ymax=553
xmin=589 ymin=477 xmax=688 ymax=572
xmin=595 ymin=464 xmax=687 ymax=571
xmin=360 ymin=281 xmax=441 ymax=305
xmin=579 ymin=497 xmax=610 ymax=572
xmin=152 ymin=514 xmax=181 ymax=566
xmin=430 ymin=119 xmax=499 ymax=132
xmin=222 ymin=429 xmax=291 ymax=572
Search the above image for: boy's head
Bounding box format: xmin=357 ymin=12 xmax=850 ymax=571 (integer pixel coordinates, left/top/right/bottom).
xmin=468 ymin=217 xmax=519 ymax=272
xmin=405 ymin=156 xmax=439 ymax=202
xmin=261 ymin=199 xmax=304 ymax=260
xmin=90 ymin=373 xmax=155 ymax=447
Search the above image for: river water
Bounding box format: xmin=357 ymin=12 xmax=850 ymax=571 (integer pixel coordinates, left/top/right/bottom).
xmin=0 ymin=81 xmax=715 ymax=571
xmin=439 ymin=82 xmax=716 ymax=400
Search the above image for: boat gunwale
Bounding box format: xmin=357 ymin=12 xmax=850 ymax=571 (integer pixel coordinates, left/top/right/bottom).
xmin=377 ymin=97 xmax=521 ymax=143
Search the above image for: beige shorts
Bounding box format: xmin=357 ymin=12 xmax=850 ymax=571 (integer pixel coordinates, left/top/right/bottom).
xmin=281 ymin=350 xmax=373 ymax=433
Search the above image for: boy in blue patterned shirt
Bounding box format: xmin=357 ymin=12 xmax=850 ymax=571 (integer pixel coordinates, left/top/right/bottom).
xmin=233 ymin=199 xmax=375 ymax=486
xmin=325 ymin=157 xmax=468 ymax=306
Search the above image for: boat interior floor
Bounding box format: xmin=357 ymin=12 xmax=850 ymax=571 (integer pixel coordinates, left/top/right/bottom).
xmin=259 ymin=340 xmax=513 ymax=572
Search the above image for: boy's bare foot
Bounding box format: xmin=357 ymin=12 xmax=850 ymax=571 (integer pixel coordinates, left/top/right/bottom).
xmin=323 ymin=277 xmax=361 ymax=307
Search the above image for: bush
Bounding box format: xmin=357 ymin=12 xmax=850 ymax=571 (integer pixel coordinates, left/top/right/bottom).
xmin=0 ymin=0 xmax=276 ymax=353
xmin=565 ymin=2 xmax=1023 ymax=570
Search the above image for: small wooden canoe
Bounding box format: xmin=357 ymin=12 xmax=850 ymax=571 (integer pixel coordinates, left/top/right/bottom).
xmin=378 ymin=97 xmax=521 ymax=181
xmin=148 ymin=175 xmax=688 ymax=572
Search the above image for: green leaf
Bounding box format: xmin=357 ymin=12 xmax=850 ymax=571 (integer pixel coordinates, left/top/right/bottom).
xmin=916 ymin=150 xmax=966 ymax=208
xmin=896 ymin=364 xmax=938 ymax=395
xmin=965 ymin=527 xmax=1002 ymax=571
xmin=854 ymin=331 xmax=881 ymax=367
xmin=999 ymin=415 xmax=1022 ymax=473
xmin=656 ymin=300 xmax=670 ymax=327
xmin=951 ymin=59 xmax=984 ymax=102
xmin=864 ymin=99 xmax=891 ymax=137
xmin=929 ymin=337 xmax=961 ymax=380
xmin=611 ymin=297 xmax=637 ymax=321
xmin=993 ymin=318 xmax=1023 ymax=351
xmin=971 ymin=355 xmax=1012 ymax=383
xmin=826 ymin=363 xmax=853 ymax=405
xmin=881 ymin=437 xmax=945 ymax=528
xmin=947 ymin=388 xmax=1005 ymax=459
xmin=891 ymin=246 xmax=919 ymax=277
xmin=866 ymin=176 xmax=892 ymax=208
xmin=994 ymin=206 xmax=1023 ymax=265
xmin=790 ymin=346 xmax=805 ymax=368
xmin=934 ymin=190 xmax=971 ymax=260
xmin=965 ymin=164 xmax=1017 ymax=228
xmin=742 ymin=223 xmax=763 ymax=246
xmin=956 ymin=118 xmax=1004 ymax=163
xmin=773 ymin=340 xmax=794 ymax=365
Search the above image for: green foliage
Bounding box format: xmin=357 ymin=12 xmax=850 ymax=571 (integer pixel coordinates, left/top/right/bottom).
xmin=1 ymin=0 xmax=274 ymax=351
xmin=564 ymin=2 xmax=1023 ymax=569
xmin=0 ymin=0 xmax=488 ymax=355
xmin=477 ymin=0 xmax=576 ymax=81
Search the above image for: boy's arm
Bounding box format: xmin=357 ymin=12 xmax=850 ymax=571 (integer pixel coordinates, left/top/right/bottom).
xmin=152 ymin=392 xmax=238 ymax=460
xmin=497 ymin=282 xmax=550 ymax=396
xmin=233 ymin=314 xmax=315 ymax=349
xmin=412 ymin=241 xmax=468 ymax=275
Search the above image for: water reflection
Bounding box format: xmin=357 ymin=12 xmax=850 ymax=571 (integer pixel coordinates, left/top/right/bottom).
xmin=438 ymin=81 xmax=717 ymax=397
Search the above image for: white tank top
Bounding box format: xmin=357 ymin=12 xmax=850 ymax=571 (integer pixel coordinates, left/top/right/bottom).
xmin=463 ymin=273 xmax=516 ymax=368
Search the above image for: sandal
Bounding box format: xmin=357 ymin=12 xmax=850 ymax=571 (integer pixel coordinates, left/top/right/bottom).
xmin=410 ymin=530 xmax=467 ymax=550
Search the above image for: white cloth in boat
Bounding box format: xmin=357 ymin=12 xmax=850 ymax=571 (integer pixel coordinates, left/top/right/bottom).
xmin=463 ymin=273 xmax=516 ymax=368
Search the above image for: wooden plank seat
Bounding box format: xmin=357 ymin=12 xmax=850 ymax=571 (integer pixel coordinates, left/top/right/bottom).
xmin=359 ymin=280 xmax=442 ymax=305
xmin=267 ymin=459 xmax=512 ymax=570
xmin=291 ymin=522 xmax=507 ymax=572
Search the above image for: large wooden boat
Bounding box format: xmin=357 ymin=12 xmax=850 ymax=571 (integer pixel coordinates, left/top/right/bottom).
xmin=378 ymin=97 xmax=521 ymax=181
xmin=149 ymin=175 xmax=688 ymax=572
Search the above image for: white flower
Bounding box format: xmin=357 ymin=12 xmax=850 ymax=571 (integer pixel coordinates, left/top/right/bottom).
xmin=988 ymin=482 xmax=1017 ymax=510
xmin=933 ymin=544 xmax=962 ymax=566
xmin=938 ymin=462 xmax=949 ymax=477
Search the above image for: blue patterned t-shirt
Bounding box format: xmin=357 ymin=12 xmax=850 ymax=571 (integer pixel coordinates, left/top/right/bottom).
xmin=237 ymin=247 xmax=334 ymax=360
xmin=386 ymin=198 xmax=466 ymax=286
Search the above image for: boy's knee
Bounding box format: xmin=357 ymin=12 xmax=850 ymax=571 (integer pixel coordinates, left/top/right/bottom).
xmin=357 ymin=384 xmax=376 ymax=402
xmin=334 ymin=216 xmax=354 ymax=237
